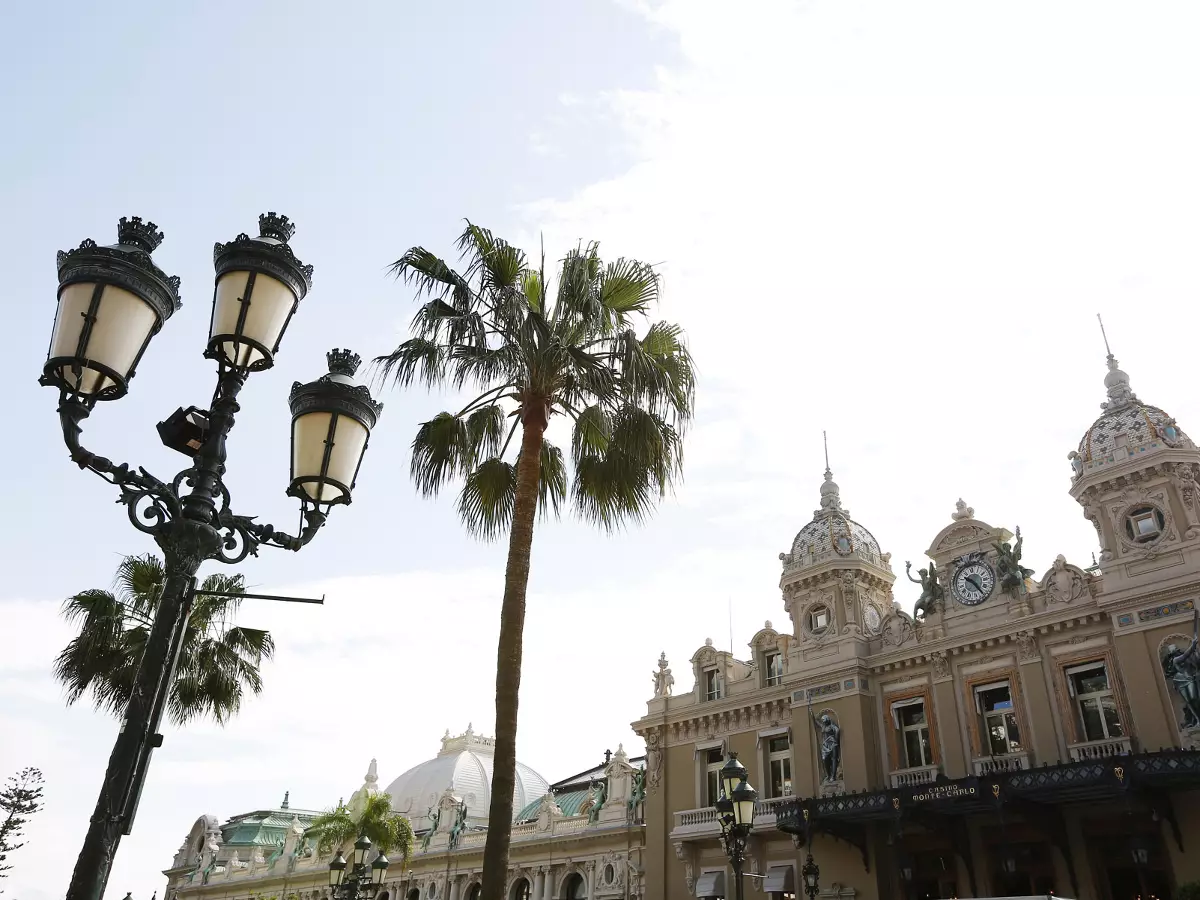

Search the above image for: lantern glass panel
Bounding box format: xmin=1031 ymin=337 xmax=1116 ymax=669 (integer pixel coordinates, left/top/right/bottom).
xmin=210 ymin=270 xmax=296 ymax=368
xmin=49 ymin=283 xmax=158 ymax=395
xmin=292 ymin=412 xmax=369 ymax=503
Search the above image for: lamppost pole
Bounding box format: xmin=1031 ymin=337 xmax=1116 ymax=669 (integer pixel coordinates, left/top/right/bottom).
xmin=714 ymin=754 xmax=757 ymax=900
xmin=44 ymin=215 xmax=382 ymax=900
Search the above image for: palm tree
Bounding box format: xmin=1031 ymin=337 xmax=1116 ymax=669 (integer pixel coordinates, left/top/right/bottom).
xmin=377 ymin=224 xmax=695 ymax=898
xmin=53 ymin=553 xmax=274 ymax=726
xmin=305 ymin=794 xmax=414 ymax=860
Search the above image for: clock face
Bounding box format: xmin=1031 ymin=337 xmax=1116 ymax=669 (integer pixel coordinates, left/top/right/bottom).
xmin=953 ymin=562 xmax=996 ymax=606
xmin=863 ymin=603 xmax=882 ymax=634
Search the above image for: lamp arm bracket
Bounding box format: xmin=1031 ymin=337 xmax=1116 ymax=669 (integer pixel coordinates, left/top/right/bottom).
xmin=57 ymin=395 xmax=182 ymax=535
xmin=216 ymin=507 xmax=327 ymax=563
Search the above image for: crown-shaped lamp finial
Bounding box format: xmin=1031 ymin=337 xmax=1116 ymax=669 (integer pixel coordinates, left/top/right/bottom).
xmin=258 ymin=211 xmax=296 ymax=243
xmin=117 ymin=216 xmax=164 ymax=253
xmin=327 ymin=348 xmax=361 ymax=377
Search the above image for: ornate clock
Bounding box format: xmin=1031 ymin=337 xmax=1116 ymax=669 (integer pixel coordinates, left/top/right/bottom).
xmin=952 ymin=553 xmax=996 ymax=606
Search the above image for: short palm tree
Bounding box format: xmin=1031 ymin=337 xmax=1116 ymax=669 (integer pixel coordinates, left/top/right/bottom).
xmin=53 ymin=553 xmax=273 ymax=726
xmin=306 ymin=794 xmax=413 ymax=860
xmin=378 ymin=223 xmax=695 ymax=898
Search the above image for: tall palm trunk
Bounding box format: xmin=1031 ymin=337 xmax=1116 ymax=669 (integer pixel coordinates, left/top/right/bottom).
xmin=480 ymin=414 xmax=545 ymax=900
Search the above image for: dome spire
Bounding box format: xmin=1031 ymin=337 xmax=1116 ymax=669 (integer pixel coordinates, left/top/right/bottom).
xmin=818 ymin=430 xmax=842 ymax=511
xmin=1097 ymin=314 xmax=1137 ymax=411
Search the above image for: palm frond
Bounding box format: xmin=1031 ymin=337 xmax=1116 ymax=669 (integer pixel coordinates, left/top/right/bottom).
xmin=389 ymin=247 xmax=474 ymax=312
xmin=374 ymin=338 xmax=446 ymax=390
xmin=538 ymin=441 xmax=567 ymax=520
xmin=465 ymin=405 xmax=506 ymax=462
xmin=597 ymin=257 xmax=660 ymax=318
xmin=114 ymin=553 xmax=165 ymax=614
xmin=409 ymin=413 xmax=469 ymax=496
xmin=456 ymin=457 xmax=517 ymax=541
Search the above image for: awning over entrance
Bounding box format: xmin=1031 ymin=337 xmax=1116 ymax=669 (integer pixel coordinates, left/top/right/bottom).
xmin=774 ymin=749 xmax=1200 ymax=900
xmin=695 ymin=871 xmax=725 ymax=898
xmin=763 ymin=865 xmax=794 ymax=892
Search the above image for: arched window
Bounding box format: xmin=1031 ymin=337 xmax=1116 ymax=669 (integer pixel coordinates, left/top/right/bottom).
xmin=406 ymin=890 xmax=420 ymax=900
xmin=509 ymin=878 xmax=532 ymax=900
xmin=376 ymin=893 xmax=390 ymax=900
xmin=465 ymin=885 xmax=482 ymax=900
xmin=561 ymin=873 xmax=586 ymax=899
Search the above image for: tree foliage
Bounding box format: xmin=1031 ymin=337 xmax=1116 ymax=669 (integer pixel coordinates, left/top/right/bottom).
xmin=53 ymin=553 xmax=274 ymax=726
xmin=305 ymin=793 xmax=413 ymax=861
xmin=0 ymin=767 xmax=45 ymax=888
xmin=377 ymin=224 xmax=694 ymax=899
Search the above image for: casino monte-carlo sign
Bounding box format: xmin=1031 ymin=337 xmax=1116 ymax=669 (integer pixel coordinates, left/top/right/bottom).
xmin=910 ymin=782 xmax=978 ymax=803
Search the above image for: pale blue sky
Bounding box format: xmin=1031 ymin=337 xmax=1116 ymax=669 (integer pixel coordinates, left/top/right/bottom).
xmin=4 ymin=3 xmax=1200 ymax=900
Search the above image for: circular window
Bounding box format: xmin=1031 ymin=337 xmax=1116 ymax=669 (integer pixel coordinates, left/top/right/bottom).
xmin=1126 ymin=505 xmax=1166 ymax=544
xmin=863 ymin=603 xmax=882 ymax=635
xmin=808 ymin=604 xmax=832 ymax=635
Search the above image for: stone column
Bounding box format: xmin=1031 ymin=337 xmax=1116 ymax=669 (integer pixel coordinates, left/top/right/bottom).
xmin=533 ymin=870 xmax=545 ymax=900
xmin=448 ymin=877 xmax=460 ymax=900
xmin=586 ymin=862 xmax=597 ymax=900
xmin=541 ymin=867 xmax=554 ymax=900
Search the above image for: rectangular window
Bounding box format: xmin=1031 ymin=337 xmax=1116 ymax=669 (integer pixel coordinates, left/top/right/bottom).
xmin=767 ymin=735 xmax=793 ymax=797
xmin=976 ymin=682 xmax=1022 ymax=755
xmin=898 ymin=702 xmax=932 ymax=768
xmin=1067 ymin=662 xmax=1124 ymax=741
xmin=704 ymin=748 xmax=724 ymax=804
xmin=765 ymin=652 xmax=784 ymax=687
xmin=705 ymin=668 xmax=722 ymax=701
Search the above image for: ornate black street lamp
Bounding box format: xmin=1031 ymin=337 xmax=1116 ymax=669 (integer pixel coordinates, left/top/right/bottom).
xmin=329 ymin=835 xmax=390 ymax=900
xmin=801 ymin=853 xmax=821 ymax=899
xmin=714 ymin=753 xmax=757 ymax=900
xmin=43 ymin=215 xmax=383 ymax=900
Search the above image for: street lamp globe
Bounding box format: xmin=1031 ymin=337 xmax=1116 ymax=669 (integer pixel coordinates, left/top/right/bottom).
xmin=353 ymin=834 xmax=372 ymax=868
xmin=371 ymin=853 xmax=390 ymax=886
xmin=328 ymin=852 xmax=348 ymax=887
xmin=208 ymin=212 xmax=313 ymax=372
xmin=43 ymin=217 xmax=181 ymax=404
xmin=730 ymin=774 xmax=758 ymax=828
xmin=719 ymin=753 xmax=747 ymax=802
xmin=801 ymin=853 xmax=821 ymax=899
xmin=287 ymin=349 xmax=383 ymax=510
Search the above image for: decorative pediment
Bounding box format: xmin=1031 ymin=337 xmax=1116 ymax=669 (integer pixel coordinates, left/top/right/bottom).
xmin=690 ymin=639 xmax=719 ymax=667
xmin=749 ymin=620 xmax=781 ymax=651
xmin=926 ymin=517 xmax=1008 ymax=559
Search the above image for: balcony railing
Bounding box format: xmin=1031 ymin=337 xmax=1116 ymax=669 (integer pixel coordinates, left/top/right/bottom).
xmin=972 ymin=751 xmax=1032 ymax=776
xmin=1069 ymin=736 xmax=1133 ymax=761
xmin=889 ymin=765 xmax=939 ymax=788
xmin=671 ymin=795 xmax=794 ymax=838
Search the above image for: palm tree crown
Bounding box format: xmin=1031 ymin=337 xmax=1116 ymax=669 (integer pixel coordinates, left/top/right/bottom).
xmin=306 ymin=794 xmax=413 ymax=860
xmin=53 ymin=553 xmax=274 ymax=727
xmin=377 ymin=224 xmax=694 ymax=900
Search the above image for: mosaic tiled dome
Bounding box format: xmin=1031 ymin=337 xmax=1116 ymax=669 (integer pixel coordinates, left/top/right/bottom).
xmin=1076 ymin=354 xmax=1191 ymax=464
xmin=787 ymin=470 xmax=882 ymax=560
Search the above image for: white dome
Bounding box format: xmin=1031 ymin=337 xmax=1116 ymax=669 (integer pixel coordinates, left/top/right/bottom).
xmin=384 ymin=727 xmax=549 ymax=831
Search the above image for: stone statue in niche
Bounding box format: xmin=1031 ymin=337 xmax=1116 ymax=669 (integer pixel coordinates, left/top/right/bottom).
xmin=652 ymin=652 xmax=674 ymax=698
xmin=808 ymin=703 xmax=841 ymax=783
xmin=995 ymin=527 xmax=1035 ymax=597
xmin=1162 ymin=612 xmax=1200 ymax=729
xmin=905 ymin=561 xmax=944 ymax=618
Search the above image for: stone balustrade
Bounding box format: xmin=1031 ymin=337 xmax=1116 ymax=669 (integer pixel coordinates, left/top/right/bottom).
xmin=972 ymin=752 xmax=1032 ymax=776
xmin=1068 ymin=736 xmax=1133 ymax=761
xmin=888 ymin=765 xmax=939 ymax=788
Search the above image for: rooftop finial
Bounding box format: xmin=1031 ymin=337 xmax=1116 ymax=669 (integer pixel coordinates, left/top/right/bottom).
xmin=818 ymin=431 xmax=842 ymax=512
xmin=823 ymin=430 xmax=830 ymax=474
xmin=281 ymin=790 xmax=289 ymax=810
xmin=1097 ymin=313 xmax=1112 ymax=358
xmin=1095 ymin=314 xmax=1137 ymax=411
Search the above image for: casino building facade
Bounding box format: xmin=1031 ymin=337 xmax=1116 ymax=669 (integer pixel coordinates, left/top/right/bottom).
xmin=165 ymin=349 xmax=1200 ymax=900
xmin=632 ymin=350 xmax=1200 ymax=899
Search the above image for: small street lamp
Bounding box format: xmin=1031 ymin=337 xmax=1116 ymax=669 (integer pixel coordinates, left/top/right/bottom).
xmin=329 ymin=835 xmax=389 ymax=900
xmin=714 ymin=753 xmax=757 ymax=900
xmin=46 ymin=215 xmax=383 ymax=900
xmin=801 ymin=853 xmax=821 ymax=899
